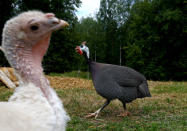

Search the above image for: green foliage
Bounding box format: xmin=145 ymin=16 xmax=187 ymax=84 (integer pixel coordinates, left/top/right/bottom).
xmin=49 ymin=71 xmax=91 ymax=79
xmin=121 ymin=0 xmax=186 ymax=80
xmin=0 ymin=0 xmax=16 ymax=67
xmin=0 ymin=0 xmax=186 ymax=80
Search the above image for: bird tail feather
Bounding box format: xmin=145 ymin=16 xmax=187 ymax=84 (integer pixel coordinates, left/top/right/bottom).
xmin=138 ymin=81 xmax=151 ymax=97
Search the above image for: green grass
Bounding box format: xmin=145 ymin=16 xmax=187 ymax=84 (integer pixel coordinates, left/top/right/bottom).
xmin=152 ymin=82 xmax=187 ymax=94
xmin=0 ymin=80 xmax=187 ymax=130
xmin=49 ymin=71 xmax=91 ymax=79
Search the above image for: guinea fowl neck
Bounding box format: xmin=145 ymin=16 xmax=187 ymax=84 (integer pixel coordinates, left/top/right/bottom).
xmin=83 ymin=52 xmax=91 ymax=64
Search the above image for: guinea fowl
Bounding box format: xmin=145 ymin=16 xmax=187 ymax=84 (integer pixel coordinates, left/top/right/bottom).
xmin=0 ymin=11 xmax=70 ymax=131
xmin=75 ymin=43 xmax=151 ymax=118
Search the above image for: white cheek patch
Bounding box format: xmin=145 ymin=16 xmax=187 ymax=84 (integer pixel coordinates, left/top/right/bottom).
xmin=81 ymin=46 xmax=90 ymax=58
xmin=17 ymin=31 xmax=26 ymax=39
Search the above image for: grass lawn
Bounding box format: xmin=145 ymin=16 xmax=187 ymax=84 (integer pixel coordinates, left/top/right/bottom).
xmin=0 ymin=76 xmax=186 ymax=131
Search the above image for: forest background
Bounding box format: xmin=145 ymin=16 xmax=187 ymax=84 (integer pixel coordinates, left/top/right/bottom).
xmin=0 ymin=0 xmax=186 ymax=81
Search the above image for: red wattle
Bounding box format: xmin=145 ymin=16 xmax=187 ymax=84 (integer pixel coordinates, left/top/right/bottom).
xmin=78 ymin=49 xmax=83 ymax=55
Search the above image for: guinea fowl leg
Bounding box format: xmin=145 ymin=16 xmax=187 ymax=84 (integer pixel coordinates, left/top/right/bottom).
xmin=85 ymin=100 xmax=110 ymax=119
xmin=118 ymin=102 xmax=131 ymax=117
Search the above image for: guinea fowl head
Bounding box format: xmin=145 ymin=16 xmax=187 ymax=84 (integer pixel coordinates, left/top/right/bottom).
xmin=75 ymin=42 xmax=90 ymax=59
xmin=1 ymin=11 xmax=69 ymax=86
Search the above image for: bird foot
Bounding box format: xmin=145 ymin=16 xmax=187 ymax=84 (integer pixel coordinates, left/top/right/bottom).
xmin=85 ymin=110 xmax=100 ymax=119
xmin=117 ymin=111 xmax=131 ymax=117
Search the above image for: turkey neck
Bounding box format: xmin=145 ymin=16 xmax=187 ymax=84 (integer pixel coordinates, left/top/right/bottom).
xmin=5 ymin=41 xmax=54 ymax=106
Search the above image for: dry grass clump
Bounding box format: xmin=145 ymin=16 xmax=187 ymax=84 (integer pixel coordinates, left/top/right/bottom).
xmin=47 ymin=76 xmax=93 ymax=89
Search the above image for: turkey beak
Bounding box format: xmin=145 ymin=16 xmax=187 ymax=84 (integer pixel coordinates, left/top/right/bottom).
xmin=75 ymin=46 xmax=83 ymax=55
xmin=59 ymin=20 xmax=69 ymax=28
xmin=53 ymin=19 xmax=69 ymax=31
xmin=50 ymin=18 xmax=69 ymax=31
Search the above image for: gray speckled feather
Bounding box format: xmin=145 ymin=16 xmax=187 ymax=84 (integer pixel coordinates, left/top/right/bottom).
xmin=89 ymin=61 xmax=151 ymax=103
xmin=76 ymin=44 xmax=151 ymax=117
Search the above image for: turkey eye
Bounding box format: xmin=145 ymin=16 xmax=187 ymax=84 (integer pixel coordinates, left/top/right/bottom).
xmin=80 ymin=45 xmax=83 ymax=48
xmin=30 ymin=25 xmax=39 ymax=31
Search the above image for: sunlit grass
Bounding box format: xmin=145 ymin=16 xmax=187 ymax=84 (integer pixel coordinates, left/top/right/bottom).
xmin=0 ymin=78 xmax=187 ymax=130
xmin=49 ymin=71 xmax=91 ymax=79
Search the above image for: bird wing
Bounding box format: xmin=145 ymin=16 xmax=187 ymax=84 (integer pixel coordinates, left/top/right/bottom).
xmin=104 ymin=65 xmax=145 ymax=87
xmin=112 ymin=67 xmax=151 ymax=97
xmin=90 ymin=62 xmax=151 ymax=98
xmin=105 ymin=65 xmax=151 ymax=97
xmin=116 ymin=77 xmax=141 ymax=87
xmin=90 ymin=62 xmax=144 ymax=87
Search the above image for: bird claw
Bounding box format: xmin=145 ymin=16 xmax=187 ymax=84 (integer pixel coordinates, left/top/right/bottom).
xmin=85 ymin=110 xmax=100 ymax=119
xmin=85 ymin=113 xmax=97 ymax=118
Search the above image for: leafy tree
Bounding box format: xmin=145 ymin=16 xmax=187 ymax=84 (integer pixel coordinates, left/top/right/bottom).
xmin=0 ymin=0 xmax=186 ymax=80
xmin=97 ymin=0 xmax=132 ymax=65
xmin=41 ymin=0 xmax=82 ymax=73
xmin=123 ymin=0 xmax=186 ymax=80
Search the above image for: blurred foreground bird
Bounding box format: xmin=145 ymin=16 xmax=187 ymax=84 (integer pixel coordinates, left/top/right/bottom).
xmin=75 ymin=42 xmax=151 ymax=118
xmin=0 ymin=11 xmax=70 ymax=131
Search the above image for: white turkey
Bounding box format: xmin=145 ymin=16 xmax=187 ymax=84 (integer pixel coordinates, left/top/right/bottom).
xmin=0 ymin=11 xmax=70 ymax=131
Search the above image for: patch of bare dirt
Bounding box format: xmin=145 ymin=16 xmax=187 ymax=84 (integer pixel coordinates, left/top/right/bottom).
xmin=47 ymin=76 xmax=93 ymax=89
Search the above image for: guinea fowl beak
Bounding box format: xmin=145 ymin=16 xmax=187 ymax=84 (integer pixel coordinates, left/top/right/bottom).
xmin=75 ymin=46 xmax=83 ymax=55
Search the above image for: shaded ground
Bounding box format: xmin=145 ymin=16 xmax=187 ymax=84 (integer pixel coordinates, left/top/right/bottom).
xmin=0 ymin=76 xmax=187 ymax=130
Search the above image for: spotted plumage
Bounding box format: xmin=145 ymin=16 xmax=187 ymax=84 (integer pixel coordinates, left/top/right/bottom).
xmin=76 ymin=43 xmax=151 ymax=118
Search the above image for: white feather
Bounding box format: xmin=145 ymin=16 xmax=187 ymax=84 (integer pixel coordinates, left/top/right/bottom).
xmin=0 ymin=83 xmax=69 ymax=131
